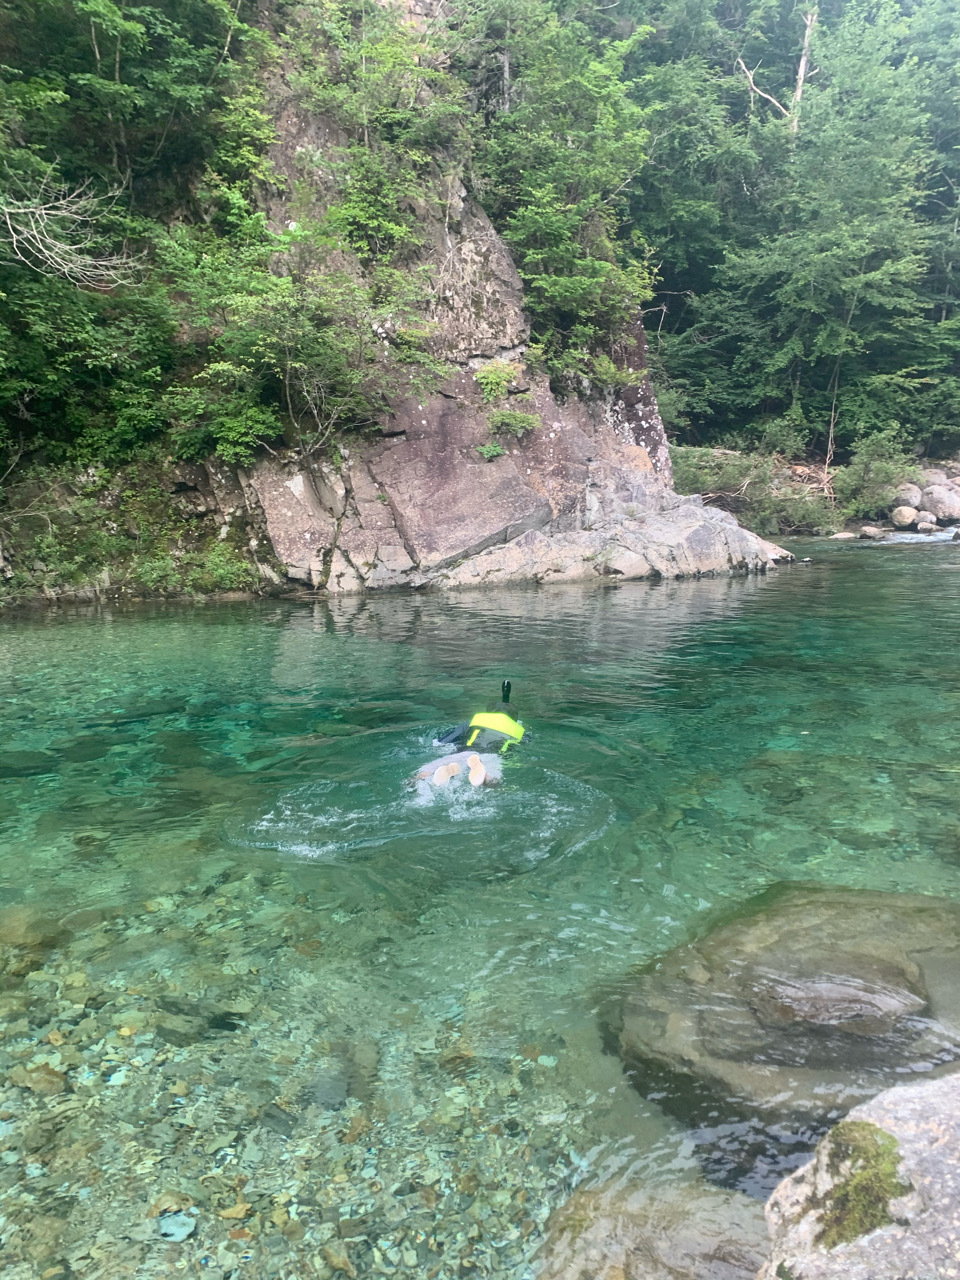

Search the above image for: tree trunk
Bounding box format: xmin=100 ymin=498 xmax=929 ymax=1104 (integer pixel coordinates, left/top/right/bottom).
xmin=790 ymin=11 xmax=818 ymax=134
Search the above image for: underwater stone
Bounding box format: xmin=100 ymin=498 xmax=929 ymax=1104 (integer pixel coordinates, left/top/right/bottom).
xmin=156 ymin=1210 xmax=198 ymax=1242
xmin=538 ymin=1178 xmax=768 ymax=1280
xmin=0 ymin=905 xmax=67 ymax=948
xmin=0 ymin=750 xmax=58 ymax=778
xmin=604 ymin=884 xmax=960 ymax=1188
xmin=259 ymin=1103 xmax=297 ymax=1136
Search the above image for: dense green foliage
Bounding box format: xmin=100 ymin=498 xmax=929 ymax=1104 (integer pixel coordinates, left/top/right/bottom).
xmin=671 ymin=431 xmax=920 ymax=535
xmin=2 ymin=0 xmax=959 ymax=506
xmin=626 ymin=0 xmax=960 ymax=460
xmin=0 ymin=460 xmax=265 ymax=596
xmin=0 ymin=0 xmax=443 ymax=479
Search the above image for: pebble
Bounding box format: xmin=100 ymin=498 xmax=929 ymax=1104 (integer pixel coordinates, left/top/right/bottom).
xmin=0 ymin=866 xmax=602 ymax=1280
xmin=157 ymin=1210 xmax=198 ymax=1242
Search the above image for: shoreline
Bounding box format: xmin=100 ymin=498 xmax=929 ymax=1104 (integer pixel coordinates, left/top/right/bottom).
xmin=0 ymin=561 xmax=791 ymax=616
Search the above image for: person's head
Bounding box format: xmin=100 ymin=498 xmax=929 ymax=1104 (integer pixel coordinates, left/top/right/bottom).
xmin=487 ymin=699 xmax=518 ymax=718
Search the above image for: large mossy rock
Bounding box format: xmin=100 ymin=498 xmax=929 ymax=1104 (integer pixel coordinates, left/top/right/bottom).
xmin=760 ymin=1073 xmax=960 ymax=1279
xmin=603 ymin=885 xmax=960 ymax=1192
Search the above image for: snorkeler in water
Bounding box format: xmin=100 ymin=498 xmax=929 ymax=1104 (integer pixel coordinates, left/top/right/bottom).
xmin=436 ymin=680 xmax=525 ymax=753
xmin=415 ymin=681 xmax=526 ymax=788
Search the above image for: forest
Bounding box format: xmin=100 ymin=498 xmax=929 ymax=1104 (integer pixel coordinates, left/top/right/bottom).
xmin=1 ymin=0 xmax=959 ymax=527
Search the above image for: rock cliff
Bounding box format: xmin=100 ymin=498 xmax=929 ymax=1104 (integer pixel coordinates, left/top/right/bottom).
xmin=184 ymin=5 xmax=789 ymax=596
xmin=212 ymin=365 xmax=789 ymax=595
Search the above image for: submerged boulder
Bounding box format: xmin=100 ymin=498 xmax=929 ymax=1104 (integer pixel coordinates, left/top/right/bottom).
xmin=760 ymin=1073 xmax=960 ymax=1279
xmin=537 ymin=1178 xmax=769 ymax=1280
xmin=603 ymin=885 xmax=960 ymax=1192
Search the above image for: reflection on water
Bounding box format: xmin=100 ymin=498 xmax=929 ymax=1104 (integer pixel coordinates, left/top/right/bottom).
xmin=1 ymin=540 xmax=960 ymax=1277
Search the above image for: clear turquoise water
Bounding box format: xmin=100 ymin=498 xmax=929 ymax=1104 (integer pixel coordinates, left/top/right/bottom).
xmin=2 ymin=541 xmax=960 ymax=1278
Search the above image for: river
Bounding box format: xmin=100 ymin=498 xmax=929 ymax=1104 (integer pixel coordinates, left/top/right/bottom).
xmin=2 ymin=539 xmax=959 ymax=1278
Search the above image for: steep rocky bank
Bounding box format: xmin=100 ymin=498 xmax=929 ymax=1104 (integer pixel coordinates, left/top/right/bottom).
xmin=0 ymin=0 xmax=789 ymax=606
xmin=0 ymin=355 xmax=789 ymax=605
xmin=0 ymin=281 xmax=789 ymax=604
xmin=212 ymin=360 xmax=789 ymax=595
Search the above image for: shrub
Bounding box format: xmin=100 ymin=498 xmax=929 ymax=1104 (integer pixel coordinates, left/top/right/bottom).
xmin=488 ymin=409 xmax=540 ymax=439
xmin=474 ymin=362 xmax=521 ymax=403
xmin=831 ymin=427 xmax=920 ymax=520
xmin=185 ymin=543 xmax=258 ymax=592
xmin=132 ymin=555 xmax=183 ymax=591
xmin=671 ymin=446 xmax=836 ymax=536
xmin=476 ymin=443 xmax=506 ymax=461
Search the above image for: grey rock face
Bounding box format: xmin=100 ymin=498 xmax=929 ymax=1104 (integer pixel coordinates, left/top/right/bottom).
xmin=366 ymin=377 xmax=556 ymax=571
xmin=439 ymin=471 xmax=786 ymax=587
xmin=246 ymin=462 xmax=335 ymax=586
xmin=230 ymin=388 xmax=788 ymax=592
xmin=604 ymin=885 xmax=960 ymax=1189
xmin=760 ymin=1073 xmax=960 ymax=1280
xmin=921 ymin=483 xmax=960 ymax=523
xmin=418 ymin=189 xmax=528 ymax=362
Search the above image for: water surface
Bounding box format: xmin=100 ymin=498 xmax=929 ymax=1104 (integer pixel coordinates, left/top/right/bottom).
xmin=2 ymin=540 xmax=960 ymax=1278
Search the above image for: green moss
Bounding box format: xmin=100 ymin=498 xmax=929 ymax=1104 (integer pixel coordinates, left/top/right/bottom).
xmin=815 ymin=1121 xmax=910 ymax=1250
xmin=0 ymin=460 xmax=263 ymax=603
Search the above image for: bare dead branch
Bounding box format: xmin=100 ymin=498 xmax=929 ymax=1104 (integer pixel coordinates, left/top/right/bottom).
xmin=736 ymin=57 xmax=789 ymax=117
xmin=0 ymin=438 xmax=25 ymax=488
xmin=0 ymin=166 xmax=138 ymax=289
xmin=790 ymin=11 xmax=818 ymax=134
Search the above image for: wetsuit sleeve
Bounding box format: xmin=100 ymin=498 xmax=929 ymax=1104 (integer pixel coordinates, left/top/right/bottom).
xmin=435 ymin=722 xmax=470 ymax=746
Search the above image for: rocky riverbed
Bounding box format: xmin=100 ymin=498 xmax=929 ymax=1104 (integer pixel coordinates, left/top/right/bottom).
xmin=832 ymin=461 xmax=960 ymax=540
xmin=0 ymin=880 xmax=613 ymax=1280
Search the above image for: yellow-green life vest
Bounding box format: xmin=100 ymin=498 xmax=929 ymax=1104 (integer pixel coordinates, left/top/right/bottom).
xmin=465 ymin=711 xmax=524 ymax=748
